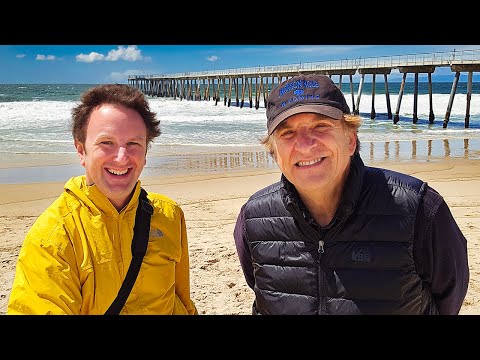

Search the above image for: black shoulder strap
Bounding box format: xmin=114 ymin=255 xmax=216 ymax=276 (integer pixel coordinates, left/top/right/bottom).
xmin=105 ymin=188 xmax=153 ymax=315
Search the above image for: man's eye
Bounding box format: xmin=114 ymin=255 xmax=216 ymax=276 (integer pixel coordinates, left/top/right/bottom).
xmin=280 ymin=130 xmax=294 ymax=137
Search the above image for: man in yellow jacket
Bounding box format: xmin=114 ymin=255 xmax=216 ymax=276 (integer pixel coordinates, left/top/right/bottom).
xmin=7 ymin=84 xmax=197 ymax=315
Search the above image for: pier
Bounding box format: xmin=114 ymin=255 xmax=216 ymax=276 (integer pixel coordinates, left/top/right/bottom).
xmin=128 ymin=48 xmax=480 ymax=128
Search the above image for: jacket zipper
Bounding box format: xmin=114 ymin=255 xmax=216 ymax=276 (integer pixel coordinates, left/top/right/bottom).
xmin=318 ymin=240 xmax=325 ymax=253
xmin=317 ymin=239 xmax=325 ymax=315
xmin=317 ymin=206 xmax=353 ymax=315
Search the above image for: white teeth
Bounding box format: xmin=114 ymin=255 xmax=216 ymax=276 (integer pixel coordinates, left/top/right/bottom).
xmin=297 ymin=158 xmax=322 ymax=167
xmin=107 ymin=168 xmax=128 ymax=175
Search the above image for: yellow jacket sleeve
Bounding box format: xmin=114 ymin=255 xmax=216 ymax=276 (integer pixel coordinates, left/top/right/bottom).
xmin=7 ymin=205 xmax=83 ymax=314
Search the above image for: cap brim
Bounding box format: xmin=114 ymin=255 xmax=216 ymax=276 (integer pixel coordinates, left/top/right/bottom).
xmin=268 ymin=104 xmax=344 ymax=135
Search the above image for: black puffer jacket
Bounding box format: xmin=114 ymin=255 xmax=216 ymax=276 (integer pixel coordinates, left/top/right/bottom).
xmin=243 ymin=154 xmax=437 ymax=315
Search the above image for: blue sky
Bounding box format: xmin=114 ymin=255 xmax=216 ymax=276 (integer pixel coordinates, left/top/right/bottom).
xmin=0 ymin=44 xmax=478 ymax=84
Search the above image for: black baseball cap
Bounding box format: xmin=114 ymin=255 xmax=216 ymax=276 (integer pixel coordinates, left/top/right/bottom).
xmin=266 ymin=74 xmax=351 ymax=135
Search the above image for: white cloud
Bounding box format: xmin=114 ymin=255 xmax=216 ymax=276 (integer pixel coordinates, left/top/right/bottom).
xmin=76 ymin=52 xmax=105 ymax=63
xmin=76 ymin=45 xmax=144 ymax=63
xmin=16 ymin=54 xmax=26 ymax=59
xmin=105 ymin=45 xmax=143 ymax=62
xmin=106 ymin=69 xmax=146 ymax=83
xmin=107 ymin=72 xmax=129 ymax=82
xmin=207 ymin=55 xmax=219 ymax=62
xmin=36 ymin=54 xmax=56 ymax=61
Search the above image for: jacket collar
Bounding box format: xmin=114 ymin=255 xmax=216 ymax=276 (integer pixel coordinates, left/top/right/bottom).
xmin=66 ymin=175 xmax=142 ymax=218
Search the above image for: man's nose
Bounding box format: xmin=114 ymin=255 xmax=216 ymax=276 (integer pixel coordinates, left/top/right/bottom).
xmin=296 ymin=128 xmax=316 ymax=149
xmin=115 ymin=146 xmax=128 ymax=163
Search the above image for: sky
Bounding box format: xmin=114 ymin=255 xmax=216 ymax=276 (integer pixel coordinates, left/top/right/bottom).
xmin=1 ymin=44 xmax=478 ymax=84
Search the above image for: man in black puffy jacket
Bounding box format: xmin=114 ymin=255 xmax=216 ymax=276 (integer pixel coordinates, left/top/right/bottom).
xmin=233 ymin=74 xmax=469 ymax=315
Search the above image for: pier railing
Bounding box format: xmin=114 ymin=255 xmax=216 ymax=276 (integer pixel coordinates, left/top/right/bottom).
xmin=128 ymin=48 xmax=480 ymax=80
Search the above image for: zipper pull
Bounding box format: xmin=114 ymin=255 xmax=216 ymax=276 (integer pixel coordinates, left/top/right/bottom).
xmin=318 ymin=240 xmax=324 ymax=253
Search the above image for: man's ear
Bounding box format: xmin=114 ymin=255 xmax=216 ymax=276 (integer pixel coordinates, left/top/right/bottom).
xmin=74 ymin=140 xmax=86 ymax=167
xmin=347 ymin=130 xmax=357 ymax=156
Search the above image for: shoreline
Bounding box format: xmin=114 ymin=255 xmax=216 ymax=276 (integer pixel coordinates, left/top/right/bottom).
xmin=0 ymin=137 xmax=479 ymax=184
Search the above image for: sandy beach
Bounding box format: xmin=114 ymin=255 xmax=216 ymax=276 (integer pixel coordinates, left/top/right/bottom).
xmin=0 ymin=155 xmax=479 ymax=315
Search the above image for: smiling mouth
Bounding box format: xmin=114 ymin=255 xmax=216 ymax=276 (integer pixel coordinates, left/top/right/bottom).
xmin=106 ymin=168 xmax=130 ymax=176
xmin=296 ymin=158 xmax=323 ymax=167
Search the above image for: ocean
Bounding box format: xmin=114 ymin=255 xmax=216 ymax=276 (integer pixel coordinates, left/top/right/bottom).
xmin=1 ymin=83 xmax=479 ymax=184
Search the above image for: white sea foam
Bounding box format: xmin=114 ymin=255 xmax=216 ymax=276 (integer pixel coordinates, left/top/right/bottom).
xmin=0 ymin=95 xmax=479 ymax=157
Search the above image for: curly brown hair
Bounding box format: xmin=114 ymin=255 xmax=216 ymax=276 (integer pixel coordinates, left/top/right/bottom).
xmin=71 ymin=84 xmax=161 ymax=148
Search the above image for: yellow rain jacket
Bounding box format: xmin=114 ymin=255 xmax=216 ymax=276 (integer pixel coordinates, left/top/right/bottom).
xmin=7 ymin=175 xmax=197 ymax=315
